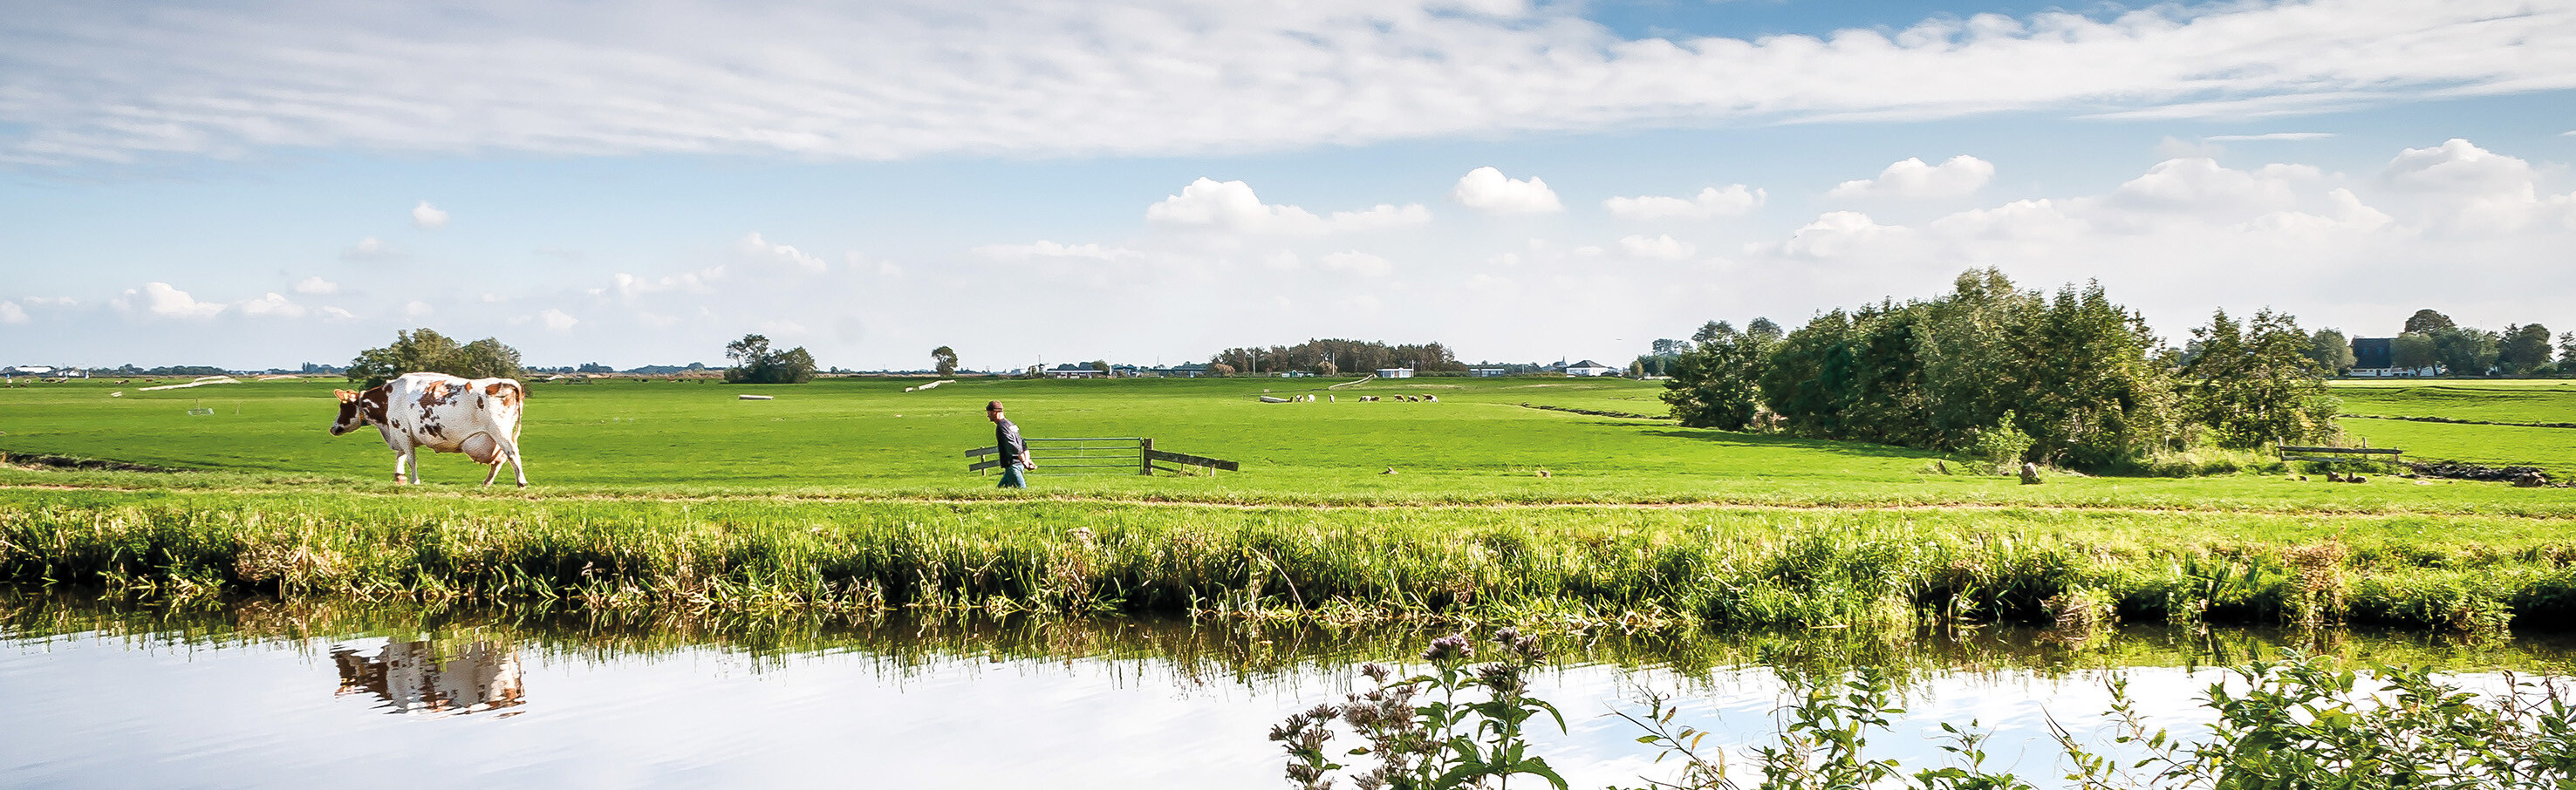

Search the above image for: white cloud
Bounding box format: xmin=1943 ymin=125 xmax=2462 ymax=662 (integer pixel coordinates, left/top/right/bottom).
xmin=1777 ymin=211 xmax=1899 ymax=257
xmin=973 ymin=241 xmax=1144 ymax=261
xmin=403 ymin=300 xmax=434 ymax=317
xmin=292 ymin=276 xmax=338 ymax=295
xmin=2377 ymin=139 xmax=2569 ymax=233
xmin=603 ymin=268 xmax=725 ymax=299
xmin=321 ymin=306 xmax=355 ymax=320
xmin=1616 ymin=235 xmax=1696 ymax=260
xmin=1145 ymin=178 xmax=1428 ymax=234
xmin=341 ymin=236 xmax=401 ymax=262
xmin=0 ymin=302 xmax=25 ymax=324
xmin=411 ymin=201 xmax=448 ymax=229
xmin=128 ymin=283 xmax=226 ymax=319
xmin=1452 ymin=167 xmax=1561 ymax=214
xmin=1829 ymin=155 xmax=1994 ymax=199
xmin=541 ymin=308 xmax=578 ymax=330
xmin=5 ymin=2 xmax=2570 ymax=166
xmin=1317 ymin=250 xmax=1392 ymax=276
xmin=236 ymin=292 xmax=305 ymax=318
xmin=1604 ymin=185 xmax=1765 ymax=220
xmin=2205 ymin=133 xmax=2336 ymax=142
xmin=737 ymin=232 xmax=827 ymax=272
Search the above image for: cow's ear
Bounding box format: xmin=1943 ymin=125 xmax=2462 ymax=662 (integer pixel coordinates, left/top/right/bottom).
xmin=335 ymin=389 xmax=355 ymax=402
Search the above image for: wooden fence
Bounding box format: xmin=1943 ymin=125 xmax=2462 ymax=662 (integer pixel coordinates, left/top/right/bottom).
xmin=965 ymin=437 xmax=1240 ymax=476
xmin=2279 ymin=445 xmax=2404 ymax=472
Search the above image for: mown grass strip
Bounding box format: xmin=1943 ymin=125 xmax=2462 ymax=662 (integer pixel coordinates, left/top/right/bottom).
xmin=4 ymin=489 xmax=2569 ymax=634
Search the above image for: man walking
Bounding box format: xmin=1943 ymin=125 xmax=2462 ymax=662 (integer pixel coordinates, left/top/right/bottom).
xmin=987 ymin=400 xmax=1035 ymax=488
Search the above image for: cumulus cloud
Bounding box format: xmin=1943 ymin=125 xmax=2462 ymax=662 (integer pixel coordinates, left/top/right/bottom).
xmin=0 ymin=302 xmax=25 ymax=324
xmin=541 ymin=308 xmax=578 ymax=330
xmin=737 ymin=232 xmax=826 ymax=272
xmin=403 ymin=300 xmax=433 ymax=317
xmin=126 ymin=283 xmax=226 ymax=319
xmin=1317 ymin=250 xmax=1393 ymax=276
xmin=1604 ymin=185 xmax=1765 ymax=220
xmin=1145 ymin=178 xmax=1428 ymax=234
xmin=341 ymin=236 xmax=401 ymax=262
xmin=411 ymin=201 xmax=448 ymax=228
xmin=4 ymin=2 xmax=2569 ymax=167
xmin=1452 ymin=167 xmax=1561 ymax=214
xmin=1617 ymin=234 xmax=1696 ymax=260
xmin=2378 ymin=139 xmax=2573 ymax=232
xmin=236 ymin=292 xmax=304 ymax=318
xmin=1828 ymin=155 xmax=1994 ymax=199
xmin=292 ymin=276 xmax=338 ymax=294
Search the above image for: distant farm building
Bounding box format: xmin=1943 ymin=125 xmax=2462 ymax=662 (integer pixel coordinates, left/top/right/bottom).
xmin=1564 ymin=360 xmax=1617 ymax=377
xmin=2347 ymin=337 xmax=2437 ymax=377
xmin=1045 ymin=364 xmax=1102 ymax=379
xmin=1375 ymin=367 xmax=1415 ymax=378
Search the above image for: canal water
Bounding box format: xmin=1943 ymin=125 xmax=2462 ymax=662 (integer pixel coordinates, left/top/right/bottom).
xmin=4 ymin=596 xmax=2569 ymax=788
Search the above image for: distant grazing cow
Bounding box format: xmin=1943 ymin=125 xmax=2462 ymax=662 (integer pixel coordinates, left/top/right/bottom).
xmin=331 ymin=372 xmax=529 ymax=486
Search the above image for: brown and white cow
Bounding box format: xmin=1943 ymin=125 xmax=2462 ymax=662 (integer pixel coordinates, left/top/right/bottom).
xmin=331 ymin=372 xmax=529 ymax=486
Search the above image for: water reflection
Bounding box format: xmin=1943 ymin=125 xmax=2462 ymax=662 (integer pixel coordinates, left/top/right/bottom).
xmin=2 ymin=593 xmax=2573 ymax=789
xmin=331 ymin=639 xmax=525 ymax=717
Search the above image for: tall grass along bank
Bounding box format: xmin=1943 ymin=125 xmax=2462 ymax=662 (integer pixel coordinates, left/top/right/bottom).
xmin=4 ymin=489 xmax=2570 ymax=634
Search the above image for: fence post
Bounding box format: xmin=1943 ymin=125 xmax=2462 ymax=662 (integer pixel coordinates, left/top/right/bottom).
xmin=1139 ymin=438 xmax=1153 ymax=475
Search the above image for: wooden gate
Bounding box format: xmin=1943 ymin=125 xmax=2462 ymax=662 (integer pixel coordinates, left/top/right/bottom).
xmin=965 ymin=437 xmax=1240 ymax=475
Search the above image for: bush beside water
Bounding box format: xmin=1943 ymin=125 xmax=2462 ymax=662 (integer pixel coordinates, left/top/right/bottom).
xmin=4 ymin=492 xmax=2571 ymax=634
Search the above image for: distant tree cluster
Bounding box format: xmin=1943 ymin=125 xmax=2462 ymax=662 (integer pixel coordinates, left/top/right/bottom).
xmin=2375 ymin=309 xmax=2557 ymax=376
xmin=1659 ymin=268 xmax=2340 ymax=470
xmin=99 ymin=364 xmax=235 ymax=377
xmin=1209 ymin=339 xmax=1465 ymax=375
xmin=723 ymin=334 xmax=817 ymax=384
xmin=346 ymin=329 xmax=525 ymax=388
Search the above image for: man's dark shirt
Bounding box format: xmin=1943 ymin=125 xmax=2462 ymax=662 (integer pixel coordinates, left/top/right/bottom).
xmin=994 ymin=418 xmax=1026 ymax=465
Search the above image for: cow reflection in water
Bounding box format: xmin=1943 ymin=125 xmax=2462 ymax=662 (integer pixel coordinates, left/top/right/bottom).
xmin=331 ymin=640 xmax=525 ymax=717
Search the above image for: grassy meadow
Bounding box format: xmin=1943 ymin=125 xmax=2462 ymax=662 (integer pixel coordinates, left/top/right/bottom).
xmin=0 ymin=373 xmax=2568 ymax=512
xmin=2328 ymin=379 xmax=2576 ymax=480
xmin=2 ymin=373 xmax=2569 ymax=633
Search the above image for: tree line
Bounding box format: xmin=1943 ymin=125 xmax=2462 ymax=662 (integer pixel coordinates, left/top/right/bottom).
xmin=2364 ymin=309 xmax=2561 ymax=376
xmin=1208 ymin=339 xmax=1467 ymax=376
xmin=1661 ymin=269 xmax=2340 ymax=471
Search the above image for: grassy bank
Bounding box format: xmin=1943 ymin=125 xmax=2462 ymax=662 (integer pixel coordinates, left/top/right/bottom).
xmin=5 ymin=488 xmax=2569 ymax=634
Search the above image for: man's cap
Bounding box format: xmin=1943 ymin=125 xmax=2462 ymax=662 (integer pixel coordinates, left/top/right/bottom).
xmin=986 ymin=400 xmax=1004 ymax=412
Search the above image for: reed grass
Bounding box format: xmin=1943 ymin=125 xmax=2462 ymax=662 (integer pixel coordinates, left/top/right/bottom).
xmin=5 ymin=489 xmax=2569 ymax=634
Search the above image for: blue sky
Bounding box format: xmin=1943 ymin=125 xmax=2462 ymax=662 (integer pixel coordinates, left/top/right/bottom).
xmin=3 ymin=0 xmax=2573 ymax=371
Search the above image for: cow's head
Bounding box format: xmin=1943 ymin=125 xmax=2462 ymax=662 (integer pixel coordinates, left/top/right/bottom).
xmin=330 ymin=388 xmax=378 ymax=436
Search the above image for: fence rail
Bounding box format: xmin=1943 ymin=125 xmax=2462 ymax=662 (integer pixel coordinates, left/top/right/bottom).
xmin=964 ymin=437 xmax=1239 ymax=475
xmin=2279 ymin=444 xmax=2404 ymax=471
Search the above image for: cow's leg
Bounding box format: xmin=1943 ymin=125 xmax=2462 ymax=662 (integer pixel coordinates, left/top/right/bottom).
xmin=393 ymin=447 xmax=414 ymax=485
xmin=492 ymin=432 xmax=529 ymax=487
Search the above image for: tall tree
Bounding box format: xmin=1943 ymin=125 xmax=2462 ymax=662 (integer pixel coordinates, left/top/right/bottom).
xmin=930 ymin=346 xmax=959 ymax=377
xmin=723 ymin=333 xmax=817 ymax=384
xmin=2392 ymin=332 xmax=2438 ymax=371
xmin=2430 ymin=327 xmax=2500 ymax=376
xmin=2498 ymin=323 xmax=2553 ymax=373
xmin=346 ymin=328 xmax=524 ymax=387
xmin=2403 ymin=309 xmax=2456 ymax=335
xmin=2305 ymin=329 xmax=2356 ymax=373
xmin=1662 ymin=321 xmax=1772 ymax=430
xmin=2185 ymin=309 xmax=2338 ymax=448
xmin=2562 ymin=331 xmax=2576 ymax=368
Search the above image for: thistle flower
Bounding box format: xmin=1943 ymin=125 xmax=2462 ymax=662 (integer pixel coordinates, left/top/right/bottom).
xmin=1423 ymin=633 xmax=1473 ymax=662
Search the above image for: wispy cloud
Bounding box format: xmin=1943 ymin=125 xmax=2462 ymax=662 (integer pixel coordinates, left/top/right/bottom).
xmin=2205 ymin=133 xmax=2337 ymax=141
xmin=10 ymin=1 xmax=2565 ymax=166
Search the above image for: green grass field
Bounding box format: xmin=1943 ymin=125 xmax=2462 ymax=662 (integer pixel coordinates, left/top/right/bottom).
xmin=1 ymin=374 xmax=2567 ymax=513
xmin=2331 ymin=380 xmax=2576 ymax=480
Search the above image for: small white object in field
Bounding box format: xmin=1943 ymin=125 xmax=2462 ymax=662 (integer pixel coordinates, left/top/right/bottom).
xmin=110 ymin=392 xmax=123 ymax=398
xmin=739 ymin=394 xmax=775 ymax=400
xmin=1381 ymin=466 xmax=1397 ymax=474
